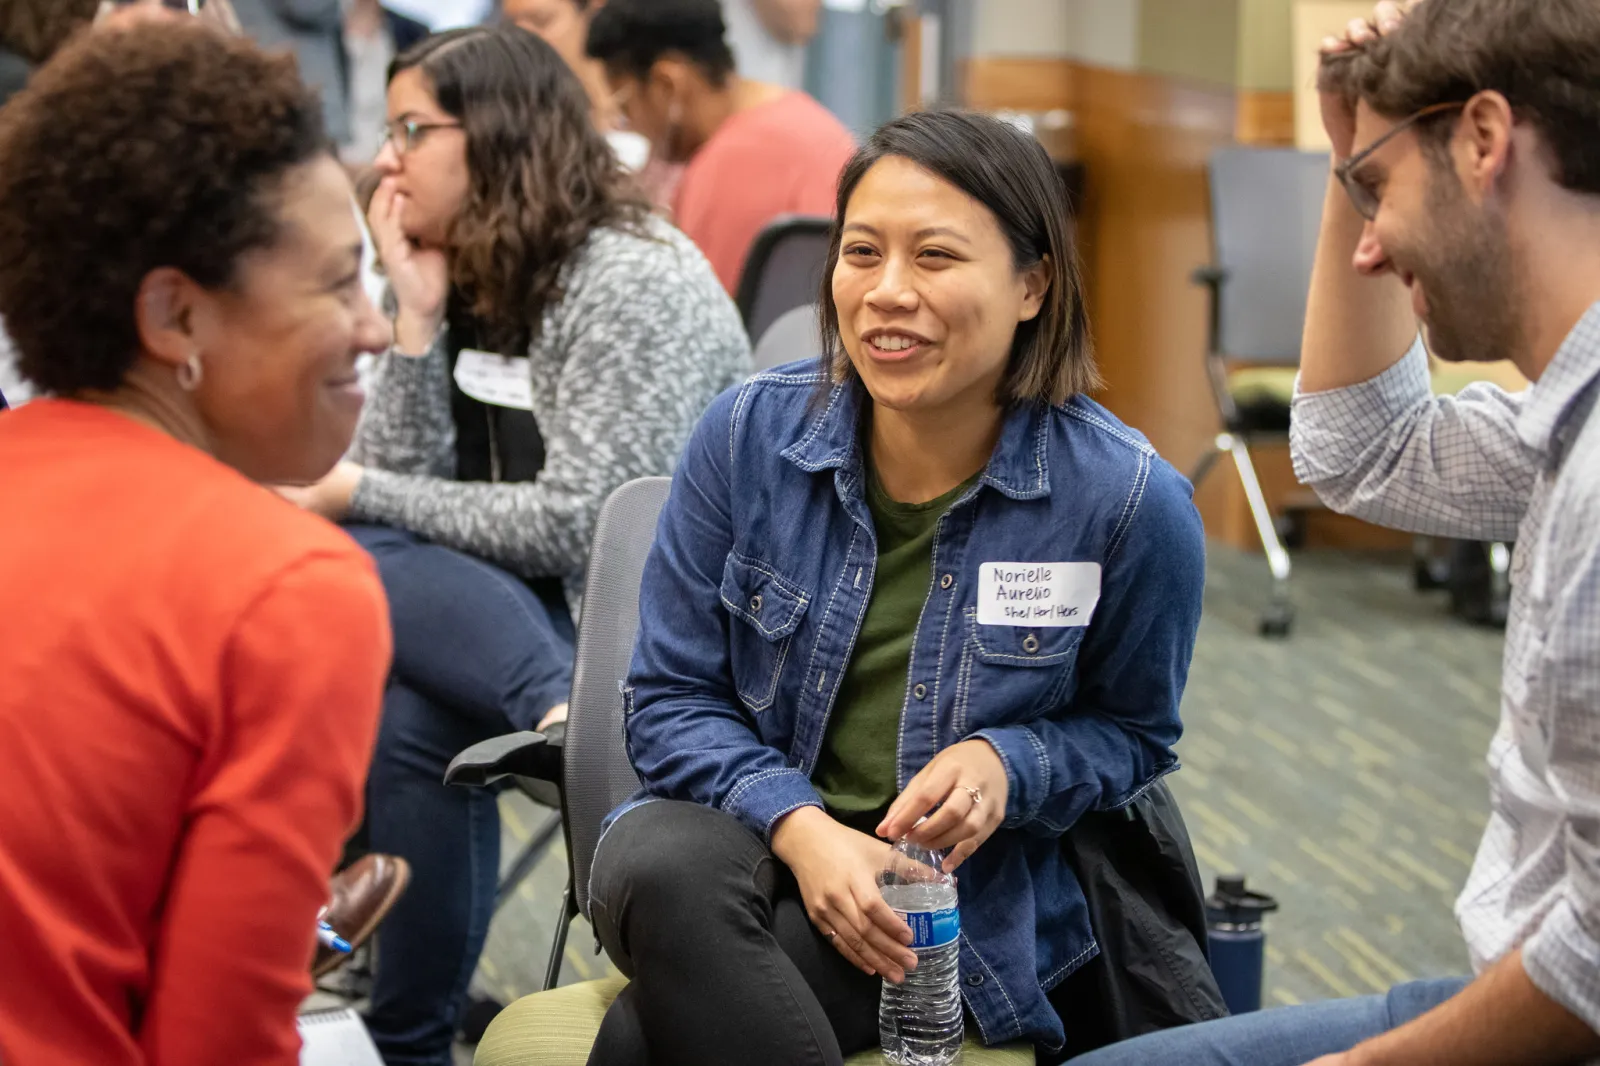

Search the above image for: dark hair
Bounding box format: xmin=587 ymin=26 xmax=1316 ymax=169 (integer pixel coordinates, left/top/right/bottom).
xmin=819 ymin=110 xmax=1097 ymax=406
xmin=392 ymin=27 xmax=652 ymax=353
xmin=0 ymin=21 xmax=327 ymax=395
xmin=0 ymin=0 xmax=100 ymax=66
xmin=585 ymin=0 xmax=736 ymax=88
xmin=503 ymin=0 xmax=590 ymax=10
xmin=1319 ymin=0 xmax=1600 ymax=195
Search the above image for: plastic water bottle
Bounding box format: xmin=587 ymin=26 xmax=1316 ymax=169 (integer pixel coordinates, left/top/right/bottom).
xmin=878 ymin=840 xmax=963 ymax=1066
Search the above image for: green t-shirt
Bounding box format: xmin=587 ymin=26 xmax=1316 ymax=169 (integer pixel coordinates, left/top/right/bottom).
xmin=813 ymin=467 xmax=979 ymax=814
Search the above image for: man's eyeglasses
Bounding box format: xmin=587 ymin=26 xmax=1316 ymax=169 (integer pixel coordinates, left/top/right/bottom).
xmin=108 ymin=0 xmax=207 ymax=11
xmin=1334 ymin=101 xmax=1467 ymax=221
xmin=382 ymin=119 xmax=463 ymax=155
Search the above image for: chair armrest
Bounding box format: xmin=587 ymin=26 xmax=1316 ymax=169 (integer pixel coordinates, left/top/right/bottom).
xmin=446 ymin=728 xmax=562 ymax=788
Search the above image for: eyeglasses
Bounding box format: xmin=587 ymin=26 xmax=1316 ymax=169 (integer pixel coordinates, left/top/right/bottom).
xmin=108 ymin=0 xmax=206 ymax=11
xmin=382 ymin=119 xmax=463 ymax=155
xmin=1334 ymin=101 xmax=1467 ymax=220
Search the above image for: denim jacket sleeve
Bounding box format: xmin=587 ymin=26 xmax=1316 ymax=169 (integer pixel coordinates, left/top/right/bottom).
xmin=973 ymin=459 xmax=1204 ymax=835
xmin=624 ymin=387 xmax=826 ymax=841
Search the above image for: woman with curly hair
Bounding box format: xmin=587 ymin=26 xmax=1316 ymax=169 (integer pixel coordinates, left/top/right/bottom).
xmin=0 ymin=19 xmax=392 ymax=1066
xmin=280 ymin=23 xmax=750 ymax=1064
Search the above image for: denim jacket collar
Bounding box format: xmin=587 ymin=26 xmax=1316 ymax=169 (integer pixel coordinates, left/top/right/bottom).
xmin=780 ymin=378 xmax=1054 ymax=502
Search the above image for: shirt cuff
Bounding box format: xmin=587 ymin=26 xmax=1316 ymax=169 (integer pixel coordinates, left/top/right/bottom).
xmin=970 ymin=725 xmax=1048 ymax=827
xmin=348 ymin=467 xmax=414 ymax=528
xmin=1290 ymin=339 xmax=1431 ymax=486
xmin=1522 ymin=895 xmax=1600 ymax=1033
xmin=719 ymin=768 xmax=825 ymax=843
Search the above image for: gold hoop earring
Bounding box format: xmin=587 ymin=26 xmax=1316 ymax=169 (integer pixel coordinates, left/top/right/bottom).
xmin=175 ymin=351 xmax=204 ymax=392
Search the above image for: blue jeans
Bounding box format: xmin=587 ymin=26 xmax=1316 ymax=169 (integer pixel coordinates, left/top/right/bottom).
xmin=1068 ymin=977 xmax=1470 ymax=1065
xmin=347 ymin=525 xmax=575 ymax=1066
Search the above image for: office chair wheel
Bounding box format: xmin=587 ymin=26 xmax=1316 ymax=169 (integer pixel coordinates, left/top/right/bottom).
xmin=1413 ymin=553 xmax=1451 ymax=591
xmin=1258 ymin=604 xmax=1293 ymax=638
xmin=1274 ymin=512 xmax=1307 ymax=552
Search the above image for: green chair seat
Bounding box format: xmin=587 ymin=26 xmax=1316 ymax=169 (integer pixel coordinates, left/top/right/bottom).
xmin=1226 ymin=362 xmax=1530 ymax=407
xmin=1226 ymin=365 xmax=1299 ymax=408
xmin=475 ymin=977 xmax=1036 ymax=1066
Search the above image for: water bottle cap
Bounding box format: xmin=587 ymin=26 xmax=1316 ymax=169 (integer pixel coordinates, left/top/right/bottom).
xmin=1205 ymin=874 xmax=1279 ymax=924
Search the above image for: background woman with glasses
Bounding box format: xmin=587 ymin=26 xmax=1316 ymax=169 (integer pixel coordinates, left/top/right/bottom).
xmin=280 ymin=24 xmax=750 ymax=1065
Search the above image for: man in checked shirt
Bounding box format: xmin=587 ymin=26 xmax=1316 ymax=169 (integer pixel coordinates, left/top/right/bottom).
xmin=1077 ymin=1 xmax=1600 ymax=1065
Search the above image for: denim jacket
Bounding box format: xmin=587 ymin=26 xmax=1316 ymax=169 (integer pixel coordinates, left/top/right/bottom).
xmin=613 ymin=363 xmax=1206 ymax=1050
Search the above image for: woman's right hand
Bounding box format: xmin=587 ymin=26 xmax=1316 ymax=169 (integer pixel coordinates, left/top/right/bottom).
xmin=770 ymin=807 xmax=919 ymax=983
xmin=367 ymin=177 xmax=450 ymax=353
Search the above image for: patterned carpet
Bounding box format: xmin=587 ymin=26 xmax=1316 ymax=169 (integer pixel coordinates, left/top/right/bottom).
xmin=464 ymin=543 xmax=1505 ymax=1047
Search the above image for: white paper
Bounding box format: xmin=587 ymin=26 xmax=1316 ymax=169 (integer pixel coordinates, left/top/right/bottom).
xmin=977 ymin=562 xmax=1102 ymax=628
xmin=454 ymin=350 xmax=534 ymax=411
xmin=298 ymin=1008 xmax=384 ymax=1066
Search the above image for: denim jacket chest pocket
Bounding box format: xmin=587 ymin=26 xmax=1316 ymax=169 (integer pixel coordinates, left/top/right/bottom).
xmin=719 ymin=551 xmax=811 ymax=713
xmin=961 ymin=609 xmax=1087 ymax=729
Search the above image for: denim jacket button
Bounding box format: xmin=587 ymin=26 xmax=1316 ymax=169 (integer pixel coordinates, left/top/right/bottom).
xmin=965 ymin=973 xmax=984 ymax=986
xmin=940 ymin=573 xmax=954 ymax=590
xmin=1022 ymin=633 xmax=1040 ymax=654
xmin=913 ymin=683 xmax=927 ymax=700
xmin=750 ymin=594 xmax=763 ymax=613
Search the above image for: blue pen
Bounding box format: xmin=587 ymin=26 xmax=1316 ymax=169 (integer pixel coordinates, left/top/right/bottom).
xmin=317 ymin=920 xmax=352 ymax=954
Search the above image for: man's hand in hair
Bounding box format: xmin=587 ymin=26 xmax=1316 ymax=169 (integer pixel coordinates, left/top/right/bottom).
xmin=751 ymin=0 xmax=822 ymax=46
xmin=1317 ymin=0 xmax=1412 ymax=159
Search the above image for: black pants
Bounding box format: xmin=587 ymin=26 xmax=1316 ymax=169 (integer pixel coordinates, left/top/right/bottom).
xmin=587 ymin=800 xmax=882 ymax=1066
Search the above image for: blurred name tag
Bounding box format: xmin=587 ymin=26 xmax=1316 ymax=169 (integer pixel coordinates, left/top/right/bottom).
xmin=977 ymin=562 xmax=1101 ymax=627
xmin=454 ymin=350 xmax=533 ymax=410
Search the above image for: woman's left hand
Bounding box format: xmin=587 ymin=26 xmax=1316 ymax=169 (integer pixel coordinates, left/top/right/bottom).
xmin=276 ymin=461 xmax=364 ymax=523
xmin=877 ymin=739 xmax=1009 ymax=873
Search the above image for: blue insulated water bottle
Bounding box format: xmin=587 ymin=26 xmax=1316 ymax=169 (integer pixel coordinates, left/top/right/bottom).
xmin=1205 ymin=874 xmax=1279 ymax=1015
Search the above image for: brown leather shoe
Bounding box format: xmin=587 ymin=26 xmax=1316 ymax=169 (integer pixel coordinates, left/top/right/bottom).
xmin=313 ymin=853 xmax=412 ymax=978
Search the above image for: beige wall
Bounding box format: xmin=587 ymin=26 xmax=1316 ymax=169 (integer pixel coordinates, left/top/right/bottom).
xmin=971 ymin=0 xmax=1256 ymax=87
xmin=970 ymin=0 xmax=1321 ymax=92
xmin=1237 ymin=0 xmax=1298 ymax=90
xmin=970 ymin=0 xmax=1075 ymax=59
xmin=969 ymin=0 xmax=1139 ymax=68
xmin=1139 ymin=0 xmax=1240 ymax=86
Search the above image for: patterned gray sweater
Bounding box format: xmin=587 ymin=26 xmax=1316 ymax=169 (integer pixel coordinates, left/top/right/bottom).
xmin=348 ymin=216 xmax=750 ymax=608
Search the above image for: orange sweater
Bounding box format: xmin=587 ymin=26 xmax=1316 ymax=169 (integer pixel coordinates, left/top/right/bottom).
xmin=674 ymin=91 xmax=856 ymax=295
xmin=0 ymin=401 xmax=391 ymax=1066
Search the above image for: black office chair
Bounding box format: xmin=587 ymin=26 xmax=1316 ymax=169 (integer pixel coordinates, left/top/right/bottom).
xmin=734 ymin=215 xmax=832 ymax=348
xmin=446 ymin=476 xmax=669 ymax=992
xmin=1191 ymin=147 xmax=1332 ymax=638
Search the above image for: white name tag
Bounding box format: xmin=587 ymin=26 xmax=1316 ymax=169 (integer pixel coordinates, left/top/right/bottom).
xmin=453 ymin=349 xmax=533 ymax=410
xmin=977 ymin=562 xmax=1101 ymax=627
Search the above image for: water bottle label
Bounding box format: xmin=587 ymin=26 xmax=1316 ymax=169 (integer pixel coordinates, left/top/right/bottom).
xmin=895 ymin=906 xmax=960 ymax=949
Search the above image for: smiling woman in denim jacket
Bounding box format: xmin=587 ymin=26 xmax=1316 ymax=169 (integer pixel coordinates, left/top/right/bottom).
xmin=586 ymin=110 xmax=1207 ymax=1066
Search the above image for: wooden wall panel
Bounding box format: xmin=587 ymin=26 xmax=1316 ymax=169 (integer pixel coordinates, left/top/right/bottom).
xmin=959 ymin=57 xmax=1079 ymax=113
xmin=1236 ymin=90 xmax=1296 ymax=145
xmin=1064 ymin=65 xmax=1238 ymax=475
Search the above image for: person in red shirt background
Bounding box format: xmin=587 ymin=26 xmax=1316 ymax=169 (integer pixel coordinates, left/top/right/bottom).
xmin=586 ymin=0 xmax=856 ymax=295
xmin=0 ymin=20 xmax=393 ymax=1066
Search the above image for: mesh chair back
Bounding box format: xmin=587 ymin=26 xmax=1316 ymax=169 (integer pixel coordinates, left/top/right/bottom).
xmin=735 ymin=215 xmax=833 ymax=347
xmin=752 ymin=303 xmax=823 ymax=373
xmin=1206 ymin=147 xmax=1332 ymax=363
xmin=565 ymin=476 xmax=673 ymax=920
